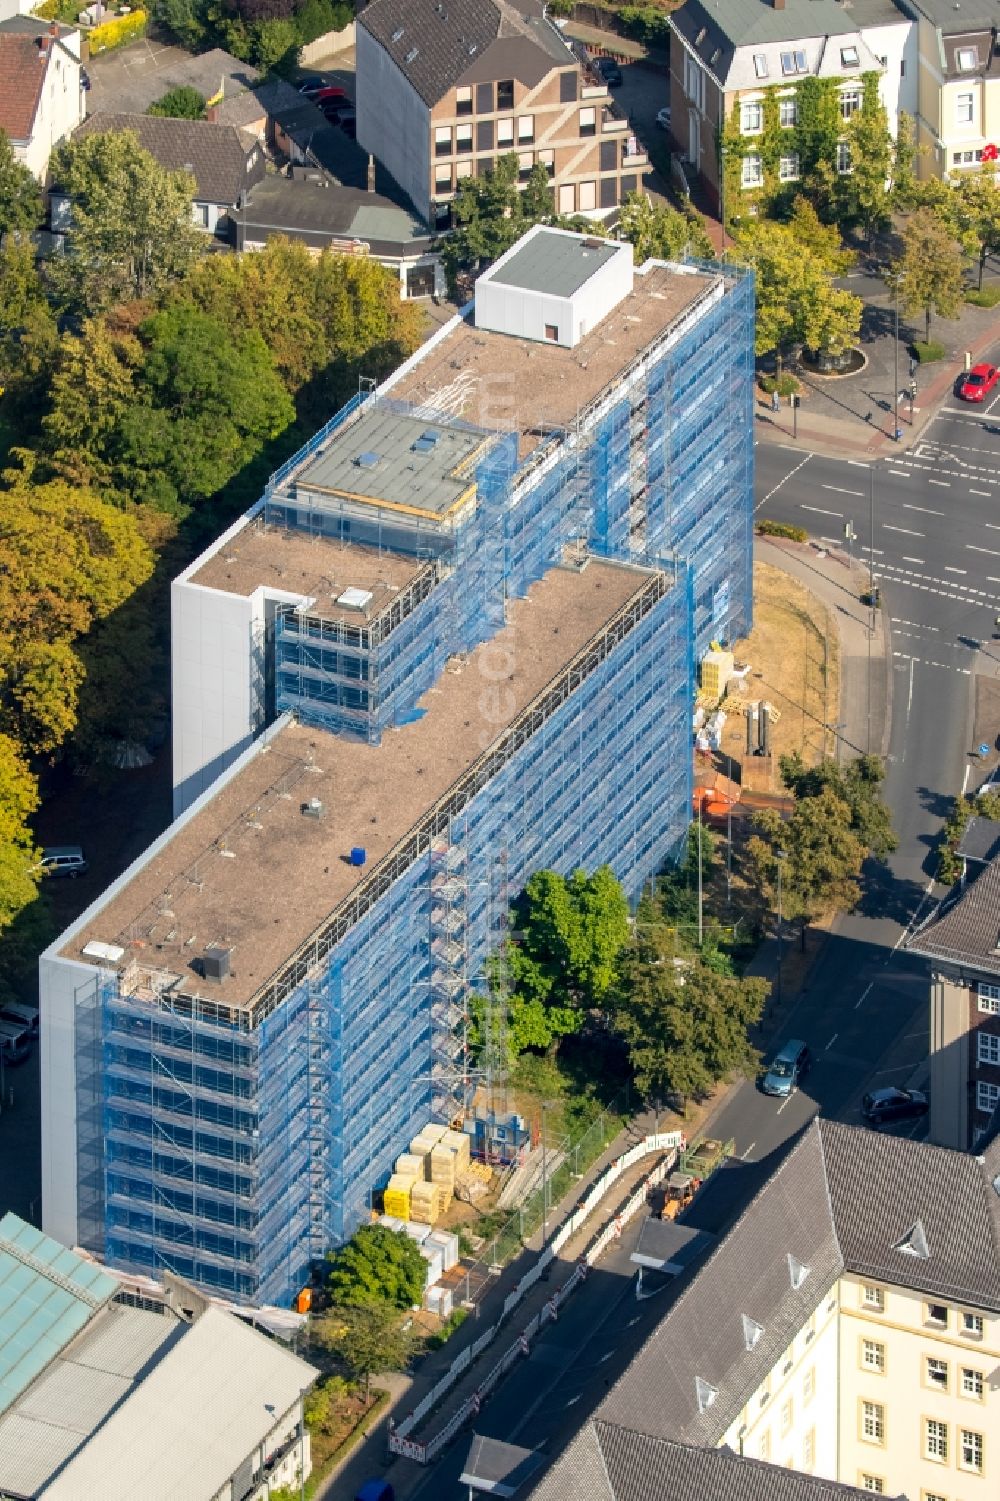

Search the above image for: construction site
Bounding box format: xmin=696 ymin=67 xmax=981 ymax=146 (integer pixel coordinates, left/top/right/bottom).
xmin=41 ymin=226 xmax=755 ymax=1307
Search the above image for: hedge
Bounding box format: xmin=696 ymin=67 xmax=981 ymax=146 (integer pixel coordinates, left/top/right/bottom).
xmin=965 ymin=286 xmax=1000 ymax=308
xmin=88 ymin=9 xmax=147 ymax=55
xmin=756 ymin=519 xmax=808 ymax=542
xmin=912 ymin=340 xmax=945 ymax=364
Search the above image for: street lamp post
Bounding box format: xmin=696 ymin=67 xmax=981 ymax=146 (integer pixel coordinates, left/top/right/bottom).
xmin=776 ymin=850 xmax=787 ymax=1009
xmin=893 ymin=284 xmax=901 ymax=442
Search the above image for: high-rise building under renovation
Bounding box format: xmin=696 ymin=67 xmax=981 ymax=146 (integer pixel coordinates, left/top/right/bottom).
xmin=41 ymin=228 xmax=754 ymax=1305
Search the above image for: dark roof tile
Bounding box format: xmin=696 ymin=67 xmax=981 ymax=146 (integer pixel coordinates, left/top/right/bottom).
xmin=0 ymin=33 xmax=47 ymax=142
xmin=908 ymin=855 xmax=1000 ymax=975
xmin=73 ymin=113 xmax=262 ymax=206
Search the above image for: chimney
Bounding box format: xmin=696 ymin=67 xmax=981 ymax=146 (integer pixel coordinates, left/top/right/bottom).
xmin=772 ymin=0 xmax=786 ymax=8
xmin=206 ymin=103 xmax=219 ymax=123
xmin=367 ymin=152 xmax=376 ymax=192
xmin=37 ymin=32 xmax=49 ymax=56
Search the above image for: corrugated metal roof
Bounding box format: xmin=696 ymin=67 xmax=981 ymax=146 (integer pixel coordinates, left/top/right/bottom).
xmin=0 ymin=1408 xmax=82 ymax=1497
xmin=43 ymin=1306 xmax=316 ymax=1501
xmin=0 ymin=1214 xmax=116 ymax=1417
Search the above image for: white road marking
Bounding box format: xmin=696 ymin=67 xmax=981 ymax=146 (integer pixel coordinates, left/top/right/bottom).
xmin=801 ymin=504 xmax=843 ymax=517
xmin=756 ymin=452 xmax=813 ymax=512
xmin=855 ymin=982 xmax=874 ymax=1010
xmin=846 ymin=461 xmax=870 ymax=469
xmin=902 ymin=555 xmax=924 ymax=563
xmin=825 ymin=1032 xmax=839 ymax=1051
xmin=927 ymin=478 xmax=951 ymax=487
xmin=741 ymin=1142 xmax=757 ymax=1160
xmin=945 ymin=566 xmax=968 ymax=574
xmin=821 ymin=484 xmax=864 ymax=497
xmin=888 ymin=469 xmax=910 ymax=477
xmin=891 ymin=619 xmax=939 ymax=631
xmin=883 ymin=524 xmax=924 ymax=536
xmin=967 ymin=544 xmax=1000 ymax=557
xmin=963 ymin=762 xmax=972 ymax=794
xmin=984 ymin=522 xmax=1000 ymax=531
xmin=776 ymin=1095 xmax=794 ymax=1115
xmin=971 ymin=489 xmax=992 ymax=497
xmin=902 ymin=503 xmax=945 ymax=516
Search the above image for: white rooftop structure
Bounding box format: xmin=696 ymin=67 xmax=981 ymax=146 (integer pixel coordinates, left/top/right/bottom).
xmin=473 ymin=224 xmax=634 ymax=349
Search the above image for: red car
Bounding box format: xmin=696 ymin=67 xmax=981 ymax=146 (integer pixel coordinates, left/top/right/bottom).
xmin=958 ymin=362 xmax=999 ymax=402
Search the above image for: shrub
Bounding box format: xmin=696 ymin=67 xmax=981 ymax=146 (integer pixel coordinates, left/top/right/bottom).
xmin=148 ymin=86 xmax=205 ymax=119
xmin=757 ymin=519 xmax=808 ymax=542
xmin=912 ymin=339 xmax=945 ymax=363
xmin=426 ymin=1306 xmax=469 ymax=1349
xmin=965 ymin=286 xmax=1000 ymax=308
xmin=759 ymin=372 xmax=801 ymax=397
xmin=88 ymin=9 xmax=147 ymax=54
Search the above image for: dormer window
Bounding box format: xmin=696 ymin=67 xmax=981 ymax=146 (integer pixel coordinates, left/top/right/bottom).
xmin=957 ymin=46 xmax=979 ymax=72
xmin=895 ymin=1220 xmax=931 ymax=1259
xmin=841 ymin=45 xmax=860 ymax=68
xmin=695 ymin=1376 xmax=718 ymax=1412
xmin=781 ymin=49 xmax=808 ymax=76
xmin=753 ymin=53 xmax=768 ymax=79
xmin=788 ymin=1254 xmax=810 ymax=1290
xmin=743 ymin=1314 xmax=763 ymax=1350
xmin=695 ymin=26 xmax=707 ymax=46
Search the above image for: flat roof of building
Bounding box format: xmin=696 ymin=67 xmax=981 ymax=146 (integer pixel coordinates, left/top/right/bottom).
xmin=484 ymin=228 xmax=623 ymax=298
xmin=189 ymin=523 xmax=426 ymax=624
xmin=65 ymin=559 xmax=659 ymax=1014
xmin=392 ymin=262 xmax=719 ymax=457
xmin=296 ymin=407 xmax=493 ymax=521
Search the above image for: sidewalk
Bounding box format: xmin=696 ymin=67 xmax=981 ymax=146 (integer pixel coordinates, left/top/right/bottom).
xmin=756 ymin=291 xmax=1000 ymax=460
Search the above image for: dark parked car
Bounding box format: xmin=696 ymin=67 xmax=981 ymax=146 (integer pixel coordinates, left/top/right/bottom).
xmin=862 ymin=1087 xmax=928 ymax=1125
xmin=338 ymin=110 xmax=357 ymax=138
xmin=593 ymin=54 xmax=623 ymax=86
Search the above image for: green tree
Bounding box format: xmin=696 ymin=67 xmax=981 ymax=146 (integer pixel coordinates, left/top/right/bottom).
xmin=613 ymin=928 xmax=766 ymax=1105
xmin=0 ymin=734 xmax=41 ymax=936
xmin=747 ymin=788 xmax=866 ymax=945
xmin=950 ymin=167 xmax=1000 ymax=288
xmin=43 ymin=316 xmax=143 ymax=492
xmin=732 ymin=220 xmax=862 ymax=357
xmin=119 ymin=304 xmax=295 ymax=513
xmin=442 ymin=154 xmax=559 ymax=288
xmin=326 ymin=1225 xmax=427 ymax=1311
xmin=845 ymin=102 xmax=894 ymax=243
xmin=50 ymin=129 xmax=203 ymax=308
xmin=779 ymin=751 xmax=897 ymax=862
xmin=0 ymin=241 xmax=58 ymax=412
xmin=786 ymin=195 xmax=853 ymax=275
xmin=249 ymin=16 xmax=299 ymax=70
xmin=148 ymin=85 xmax=206 ymax=119
xmin=891 ymin=110 xmax=918 ymax=210
xmin=316 ymin=1302 xmax=416 ymax=1402
xmin=617 ymin=191 xmax=714 ymax=262
xmin=0 ymin=129 xmax=42 ymax=236
xmin=151 ymin=0 xmax=206 ymax=49
xmin=507 ymin=866 xmax=630 ymax=1025
xmin=888 ymin=206 xmax=965 ymax=342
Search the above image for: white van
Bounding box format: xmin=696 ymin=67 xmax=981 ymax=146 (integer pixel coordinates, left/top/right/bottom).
xmin=40 ymin=846 xmax=88 ymax=879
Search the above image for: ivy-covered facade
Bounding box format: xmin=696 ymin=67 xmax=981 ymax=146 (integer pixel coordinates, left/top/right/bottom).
xmin=720 ymin=72 xmax=882 ymax=227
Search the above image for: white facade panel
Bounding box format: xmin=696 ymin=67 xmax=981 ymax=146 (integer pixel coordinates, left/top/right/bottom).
xmin=39 ymin=953 xmax=98 ymax=1249
xmin=474 ymin=228 xmax=634 ymax=347
xmin=171 ymin=581 xmax=256 ymax=816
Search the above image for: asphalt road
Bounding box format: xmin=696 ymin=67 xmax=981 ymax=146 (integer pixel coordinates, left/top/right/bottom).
xmin=393 ymin=375 xmax=1000 ymax=1501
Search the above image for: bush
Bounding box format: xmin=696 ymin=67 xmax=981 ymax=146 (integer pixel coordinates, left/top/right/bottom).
xmin=759 ymin=372 xmax=801 ymax=397
xmin=965 ymin=286 xmax=1000 ymax=308
xmin=912 ymin=340 xmax=946 ymax=363
xmin=148 ymin=86 xmax=205 ymax=119
xmin=427 ymin=1306 xmax=469 ymax=1349
xmin=757 ymin=519 xmax=808 ymax=542
xmin=88 ymin=9 xmax=147 ymax=54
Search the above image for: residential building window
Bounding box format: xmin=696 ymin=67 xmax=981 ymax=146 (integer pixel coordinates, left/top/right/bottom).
xmin=977 ymin=1030 xmax=1000 ymax=1065
xmin=558 ymin=183 xmax=575 ymax=214
xmin=959 ymin=1429 xmax=983 ymax=1473
xmin=455 ymin=85 xmax=472 ymax=116
xmin=544 ymin=323 xmax=559 ymax=342
xmin=926 ymin=1357 xmax=949 ymax=1392
xmin=779 ymin=97 xmax=798 ymax=127
xmin=803 ymin=1366 xmax=815 ymax=1403
xmin=926 ymin=1302 xmax=948 ymax=1328
xmin=537 ymin=147 xmax=554 ymax=176
xmin=978 ymin=1081 xmax=1000 ymax=1113
xmin=781 ymin=1398 xmax=793 ymax=1435
xmin=925 ymin=1419 xmax=948 ymax=1463
xmin=862 ymin=1284 xmax=884 ymax=1312
xmin=742 ymin=100 xmax=763 ymax=133
xmin=577 ymin=179 xmax=597 ymax=212
xmin=455 ymin=123 xmax=473 ymax=154
xmin=836 ymin=141 xmax=851 ymax=173
xmin=753 ymin=53 xmax=768 ymax=79
xmin=862 ymin=1339 xmax=885 ymax=1373
xmin=517 ymin=114 xmax=534 ymax=143
xmin=957 ymin=46 xmax=979 ymax=72
xmin=497 ymin=117 xmax=514 ymax=147
xmin=840 ymin=87 xmax=862 ymax=120
xmin=977 ymin=981 xmax=1000 ymax=1012
xmin=961 ymin=1367 xmax=984 ymax=1399
xmin=434 ymin=164 xmax=452 ymax=192
xmin=455 ymin=160 xmax=473 ymax=180
xmin=560 ymin=70 xmax=577 ymax=103
xmin=861 ymin=1401 xmax=885 ymax=1445
xmin=684 ymin=53 xmax=704 ymax=109
xmin=962 ymin=1311 xmax=984 ymax=1337
xmin=803 ymin=1429 xmax=815 ymax=1469
xmin=741 ymin=153 xmax=763 ymax=188
xmin=779 ymin=153 xmax=800 ymax=181
xmin=954 ymin=147 xmax=984 ymax=165
xmin=780 ymin=50 xmax=808 ymax=76
xmin=517 ymin=150 xmax=533 ymax=182
xmin=497 ymin=79 xmax=514 ymax=110
xmin=922 ymin=1494 xmax=947 ymax=1501
xmin=841 ymin=45 xmax=860 ymax=68
xmin=435 ymin=126 xmax=452 ymax=157
xmin=579 ymin=106 xmax=597 ymax=138
xmin=191 ymin=204 xmax=209 ymax=228
xmin=759 ymin=1431 xmax=771 ymax=1461
xmin=860 ymin=1479 xmax=885 ymax=1495
xmin=957 ymin=92 xmax=974 ymax=124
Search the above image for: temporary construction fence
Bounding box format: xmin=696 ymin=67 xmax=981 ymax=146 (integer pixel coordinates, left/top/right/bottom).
xmin=388 ymin=1130 xmax=684 ymax=1463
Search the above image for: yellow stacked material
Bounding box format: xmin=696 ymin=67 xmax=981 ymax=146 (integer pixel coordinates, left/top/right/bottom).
xmin=700 ymin=649 xmax=735 ymax=699
xmin=408 ymin=1133 xmax=438 ymax=1167
xmin=440 ymin=1128 xmax=471 ymax=1171
xmin=395 ymin=1152 xmax=424 ymax=1178
xmin=409 ymin=1180 xmax=441 ymax=1225
xmin=384 ymin=1171 xmax=417 ymax=1222
xmin=421 ymin=1121 xmax=448 ymax=1146
xmin=428 ymin=1148 xmax=455 ymax=1211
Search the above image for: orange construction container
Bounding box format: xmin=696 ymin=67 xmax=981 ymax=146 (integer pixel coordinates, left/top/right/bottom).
xmin=692 ymin=786 xmax=712 ymax=813
xmin=295 ymin=1286 xmax=313 ymax=1314
xmin=704 ymin=799 xmax=733 ymax=821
